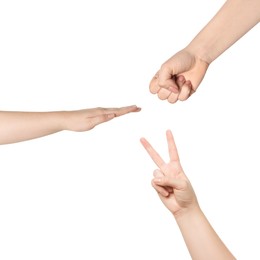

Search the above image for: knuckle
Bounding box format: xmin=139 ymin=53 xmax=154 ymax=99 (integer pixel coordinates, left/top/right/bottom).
xmin=158 ymin=80 xmax=165 ymax=88
xmin=150 ymin=84 xmax=159 ymax=94
xmin=182 ymin=181 xmax=189 ymax=190
xmin=87 ymin=119 xmax=95 ymax=129
xmin=160 ymin=63 xmax=167 ymax=71
xmin=161 ymin=177 xmax=167 ymax=184
xmin=151 ymin=180 xmax=157 ymax=190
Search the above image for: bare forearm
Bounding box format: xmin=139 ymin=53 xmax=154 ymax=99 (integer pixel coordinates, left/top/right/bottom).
xmin=0 ymin=111 xmax=65 ymax=144
xmin=186 ymin=0 xmax=260 ymax=64
xmin=175 ymin=207 xmax=235 ymax=260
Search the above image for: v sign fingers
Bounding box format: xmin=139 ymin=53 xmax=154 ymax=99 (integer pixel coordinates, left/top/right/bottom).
xmin=166 ymin=130 xmax=180 ymax=162
xmin=140 ymin=137 xmax=165 ymax=169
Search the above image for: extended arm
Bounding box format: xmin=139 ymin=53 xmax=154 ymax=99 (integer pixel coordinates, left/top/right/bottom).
xmin=0 ymin=105 xmax=140 ymax=144
xmin=141 ymin=130 xmax=235 ymax=259
xmin=175 ymin=204 xmax=234 ymax=260
xmin=0 ymin=111 xmax=66 ymax=144
xmin=150 ymin=0 xmax=260 ymax=103
xmin=187 ymin=0 xmax=260 ymax=64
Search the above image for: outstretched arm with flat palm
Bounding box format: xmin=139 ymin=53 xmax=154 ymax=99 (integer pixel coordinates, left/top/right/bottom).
xmin=0 ymin=105 xmax=141 ymax=145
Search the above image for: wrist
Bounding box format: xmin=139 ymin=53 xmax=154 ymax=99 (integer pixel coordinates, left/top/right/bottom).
xmin=184 ymin=43 xmax=212 ymax=66
xmin=173 ymin=203 xmax=202 ymax=222
xmin=56 ymin=111 xmax=70 ymax=131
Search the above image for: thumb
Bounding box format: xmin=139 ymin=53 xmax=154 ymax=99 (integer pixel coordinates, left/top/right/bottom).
xmin=88 ymin=113 xmax=115 ymax=129
xmin=158 ymin=62 xmax=180 ymax=93
xmin=153 ymin=176 xmax=185 ymax=190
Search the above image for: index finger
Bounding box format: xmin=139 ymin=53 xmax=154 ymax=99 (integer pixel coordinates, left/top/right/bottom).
xmin=105 ymin=105 xmax=141 ymax=117
xmin=149 ymin=71 xmax=160 ymax=94
xmin=140 ymin=137 xmax=165 ymax=168
xmin=158 ymin=66 xmax=179 ymax=93
xmin=166 ymin=130 xmax=180 ymax=162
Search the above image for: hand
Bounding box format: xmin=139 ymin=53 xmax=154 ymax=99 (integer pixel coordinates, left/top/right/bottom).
xmin=150 ymin=49 xmax=209 ymax=103
xmin=63 ymin=105 xmax=141 ymax=131
xmin=140 ymin=130 xmax=198 ymax=216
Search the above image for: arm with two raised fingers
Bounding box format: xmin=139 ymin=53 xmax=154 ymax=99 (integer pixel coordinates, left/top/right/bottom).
xmin=0 ymin=105 xmax=141 ymax=145
xmin=140 ymin=130 xmax=235 ymax=260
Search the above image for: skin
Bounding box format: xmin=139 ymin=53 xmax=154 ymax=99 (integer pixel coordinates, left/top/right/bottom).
xmin=150 ymin=0 xmax=260 ymax=103
xmin=140 ymin=130 xmax=235 ymax=260
xmin=0 ymin=105 xmax=141 ymax=145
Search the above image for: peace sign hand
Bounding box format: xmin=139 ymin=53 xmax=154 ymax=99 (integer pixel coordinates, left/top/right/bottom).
xmin=140 ymin=130 xmax=199 ymax=216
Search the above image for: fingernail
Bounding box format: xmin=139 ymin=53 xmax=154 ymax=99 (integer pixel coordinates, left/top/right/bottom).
xmin=153 ymin=170 xmax=160 ymax=177
xmin=186 ymin=80 xmax=192 ymax=88
xmin=178 ymin=75 xmax=184 ymax=82
xmin=163 ymin=191 xmax=169 ymax=197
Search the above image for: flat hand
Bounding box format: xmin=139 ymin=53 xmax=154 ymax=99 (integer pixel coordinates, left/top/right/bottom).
xmin=63 ymin=105 xmax=141 ymax=131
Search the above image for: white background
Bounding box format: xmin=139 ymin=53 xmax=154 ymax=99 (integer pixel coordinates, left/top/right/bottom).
xmin=0 ymin=0 xmax=259 ymax=259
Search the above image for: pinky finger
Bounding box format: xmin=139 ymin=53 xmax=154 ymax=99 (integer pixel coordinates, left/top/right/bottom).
xmin=151 ymin=180 xmax=169 ymax=197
